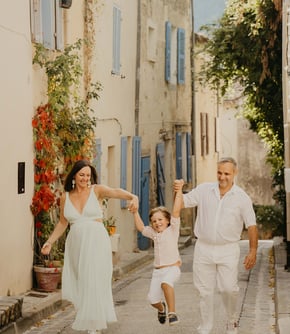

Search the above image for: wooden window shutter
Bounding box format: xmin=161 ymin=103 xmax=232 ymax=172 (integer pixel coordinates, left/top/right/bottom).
xmin=201 ymin=113 xmax=209 ymax=156
xmin=93 ymin=138 xmax=102 ymax=182
xmin=176 ymin=132 xmax=182 ymax=179
xmin=186 ymin=132 xmax=192 ymax=182
xmin=177 ymin=28 xmax=185 ymax=84
xmin=165 ymin=21 xmax=171 ymax=82
xmin=41 ymin=0 xmax=55 ymax=49
xmin=132 ymin=136 xmax=142 ymax=197
xmin=55 ymin=0 xmax=64 ymax=50
xmin=120 ymin=137 xmax=127 ymax=208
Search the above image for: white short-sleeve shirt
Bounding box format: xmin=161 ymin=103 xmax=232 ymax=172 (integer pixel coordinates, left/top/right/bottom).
xmin=142 ymin=217 xmax=181 ymax=267
xmin=183 ymin=182 xmax=256 ymax=244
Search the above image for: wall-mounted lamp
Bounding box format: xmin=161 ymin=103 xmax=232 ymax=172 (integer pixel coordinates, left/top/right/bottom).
xmin=60 ymin=0 xmax=72 ymax=9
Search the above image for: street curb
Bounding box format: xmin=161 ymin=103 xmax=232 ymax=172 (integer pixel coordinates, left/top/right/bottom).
xmin=273 ymin=240 xmax=290 ymax=334
xmin=0 ymin=294 xmax=70 ymax=334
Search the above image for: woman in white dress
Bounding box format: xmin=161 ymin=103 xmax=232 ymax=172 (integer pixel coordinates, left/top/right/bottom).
xmin=41 ymin=159 xmax=138 ymax=333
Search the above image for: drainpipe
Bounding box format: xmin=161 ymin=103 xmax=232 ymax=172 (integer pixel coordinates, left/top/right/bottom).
xmin=191 ymin=0 xmax=196 ymax=187
xmin=134 ymin=0 xmax=141 ymax=136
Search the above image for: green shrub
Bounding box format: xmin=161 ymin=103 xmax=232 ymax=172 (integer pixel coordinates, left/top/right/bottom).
xmin=253 ymin=204 xmax=285 ymax=237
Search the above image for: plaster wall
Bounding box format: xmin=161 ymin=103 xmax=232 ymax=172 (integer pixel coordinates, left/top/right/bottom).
xmin=0 ymin=1 xmax=34 ymax=295
xmin=193 ymin=40 xmax=219 ymax=184
xmin=220 ymin=98 xmax=274 ymax=205
xmin=138 ymin=0 xmax=192 ymax=207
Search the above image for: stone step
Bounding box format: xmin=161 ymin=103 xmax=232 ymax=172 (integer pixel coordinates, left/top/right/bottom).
xmin=0 ymin=297 xmax=23 ymax=331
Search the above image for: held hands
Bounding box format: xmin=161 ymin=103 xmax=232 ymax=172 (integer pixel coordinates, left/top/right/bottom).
xmin=173 ymin=179 xmax=184 ymax=193
xmin=128 ymin=195 xmax=139 ymax=213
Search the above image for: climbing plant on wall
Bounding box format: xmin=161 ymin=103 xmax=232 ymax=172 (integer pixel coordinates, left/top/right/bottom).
xmin=31 ymin=39 xmax=102 ymax=265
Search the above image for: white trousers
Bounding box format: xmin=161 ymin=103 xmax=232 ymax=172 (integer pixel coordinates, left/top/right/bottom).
xmin=193 ymin=240 xmax=240 ymax=333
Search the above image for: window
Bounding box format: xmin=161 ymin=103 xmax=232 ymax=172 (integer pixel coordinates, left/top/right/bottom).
xmin=170 ymin=25 xmax=177 ymax=84
xmin=30 ymin=0 xmax=63 ymax=50
xmin=176 ymin=132 xmax=192 ymax=181
xmin=165 ymin=22 xmax=185 ymax=84
xmin=200 ymin=113 xmax=209 ymax=156
xmin=112 ymin=6 xmax=121 ymax=74
xmin=177 ymin=28 xmax=185 ymax=84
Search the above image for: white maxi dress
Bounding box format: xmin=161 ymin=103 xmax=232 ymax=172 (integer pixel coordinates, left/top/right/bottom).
xmin=62 ymin=185 xmax=117 ymax=331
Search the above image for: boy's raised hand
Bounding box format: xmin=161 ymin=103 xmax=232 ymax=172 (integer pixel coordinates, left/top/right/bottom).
xmin=173 ymin=179 xmax=184 ymax=193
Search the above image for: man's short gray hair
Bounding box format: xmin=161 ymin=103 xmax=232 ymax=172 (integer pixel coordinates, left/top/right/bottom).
xmin=218 ymin=157 xmax=237 ymax=169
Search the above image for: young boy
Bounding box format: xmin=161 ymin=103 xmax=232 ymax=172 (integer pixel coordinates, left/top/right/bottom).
xmin=130 ymin=180 xmax=184 ymax=325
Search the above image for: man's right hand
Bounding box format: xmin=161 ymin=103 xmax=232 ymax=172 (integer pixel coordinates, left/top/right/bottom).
xmin=173 ymin=179 xmax=184 ymax=192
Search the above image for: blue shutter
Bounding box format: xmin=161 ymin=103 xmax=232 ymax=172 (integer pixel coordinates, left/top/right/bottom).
xmin=177 ymin=28 xmax=185 ymax=84
xmin=30 ymin=0 xmax=42 ymax=43
xmin=156 ymin=143 xmax=166 ymax=206
xmin=120 ymin=137 xmax=127 ymax=208
xmin=176 ymin=132 xmax=182 ymax=179
xmin=93 ymin=138 xmax=102 ymax=182
xmin=41 ymin=0 xmax=55 ymax=49
xmin=55 ymin=0 xmax=64 ymax=50
xmin=113 ymin=6 xmax=121 ymax=74
xmin=186 ymin=132 xmax=192 ymax=182
xmin=165 ymin=21 xmax=171 ymax=82
xmin=132 ymin=136 xmax=141 ymax=197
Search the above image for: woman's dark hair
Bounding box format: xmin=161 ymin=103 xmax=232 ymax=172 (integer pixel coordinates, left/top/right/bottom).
xmin=149 ymin=206 xmax=171 ymax=226
xmin=64 ymin=159 xmax=98 ymax=191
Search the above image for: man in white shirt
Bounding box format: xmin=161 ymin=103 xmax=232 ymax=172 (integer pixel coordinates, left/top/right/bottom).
xmin=174 ymin=157 xmax=258 ymax=334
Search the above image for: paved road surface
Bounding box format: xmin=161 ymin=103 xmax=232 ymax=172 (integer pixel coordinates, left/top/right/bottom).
xmin=22 ymin=240 xmax=275 ymax=334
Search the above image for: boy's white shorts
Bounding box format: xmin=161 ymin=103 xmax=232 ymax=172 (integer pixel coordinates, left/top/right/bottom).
xmin=147 ymin=265 xmax=181 ymax=304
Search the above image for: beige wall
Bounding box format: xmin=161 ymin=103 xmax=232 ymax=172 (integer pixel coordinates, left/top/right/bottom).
xmin=91 ymin=0 xmax=138 ymax=252
xmin=193 ymin=38 xmax=219 ymax=184
xmin=0 ymin=0 xmax=193 ymax=294
xmin=138 ymin=0 xmax=193 ymax=209
xmin=220 ymin=88 xmax=274 ymax=205
xmin=0 ymin=1 xmax=35 ymax=295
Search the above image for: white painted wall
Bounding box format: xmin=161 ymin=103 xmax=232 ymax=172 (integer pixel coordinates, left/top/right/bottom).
xmin=0 ymin=1 xmax=34 ymax=295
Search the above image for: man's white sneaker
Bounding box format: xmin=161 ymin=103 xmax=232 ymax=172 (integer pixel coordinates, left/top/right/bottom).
xmin=226 ymin=321 xmax=238 ymax=334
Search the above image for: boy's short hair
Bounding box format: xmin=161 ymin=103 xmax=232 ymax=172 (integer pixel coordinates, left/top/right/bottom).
xmin=149 ymin=206 xmax=171 ymax=225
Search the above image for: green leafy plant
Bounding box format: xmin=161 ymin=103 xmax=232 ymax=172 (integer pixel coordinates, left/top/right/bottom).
xmin=199 ymin=0 xmax=285 ymax=208
xmin=31 ymin=40 xmax=102 ymax=267
xmin=102 ymin=199 xmax=117 ymax=236
xmin=254 ymin=204 xmax=285 ymax=238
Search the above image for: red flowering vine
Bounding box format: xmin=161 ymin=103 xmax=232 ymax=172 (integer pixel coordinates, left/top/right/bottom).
xmin=31 ymin=104 xmax=58 ymax=265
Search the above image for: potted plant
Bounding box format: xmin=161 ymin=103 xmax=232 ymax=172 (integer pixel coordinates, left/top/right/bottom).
xmin=103 ymin=215 xmax=117 ymax=236
xmin=102 ymin=199 xmax=120 ymax=253
xmin=32 ymin=210 xmax=64 ymax=292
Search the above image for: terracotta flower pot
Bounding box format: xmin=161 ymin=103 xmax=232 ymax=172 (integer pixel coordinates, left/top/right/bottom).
xmin=108 ymin=226 xmax=116 ymax=235
xmin=33 ymin=265 xmax=62 ymax=292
